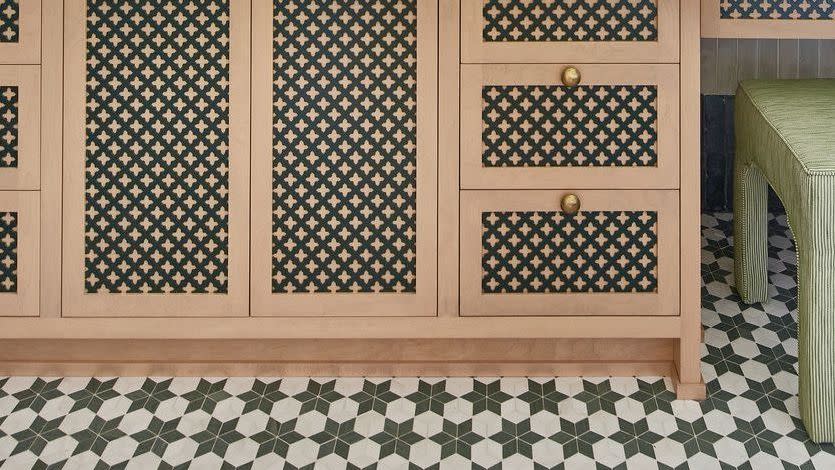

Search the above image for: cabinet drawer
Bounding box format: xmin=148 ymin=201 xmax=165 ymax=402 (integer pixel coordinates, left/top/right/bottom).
xmin=462 ymin=0 xmax=679 ymax=63
xmin=461 ymin=190 xmax=678 ymax=316
xmin=461 ymin=64 xmax=679 ymax=189
xmin=0 ymin=66 xmax=39 ymax=189
xmin=0 ymin=0 xmax=40 ymax=64
xmin=0 ymin=191 xmax=38 ymax=316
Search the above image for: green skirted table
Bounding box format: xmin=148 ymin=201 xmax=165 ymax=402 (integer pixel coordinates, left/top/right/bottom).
xmin=734 ymin=79 xmax=835 ymax=443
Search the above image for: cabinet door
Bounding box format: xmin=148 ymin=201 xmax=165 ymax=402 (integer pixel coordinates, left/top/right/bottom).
xmin=461 ymin=64 xmax=679 ymax=189
xmin=251 ymin=0 xmax=438 ymax=316
xmin=462 ymin=0 xmax=680 ymax=63
xmin=0 ymin=0 xmax=40 ymax=64
xmin=62 ymin=0 xmax=250 ymax=317
xmin=0 ymin=191 xmax=39 ymax=316
xmin=461 ymin=190 xmax=679 ymax=316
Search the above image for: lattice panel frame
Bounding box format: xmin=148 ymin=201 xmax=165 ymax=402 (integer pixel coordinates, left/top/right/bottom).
xmin=250 ymin=0 xmax=438 ymax=317
xmin=460 ymin=190 xmax=679 ymax=317
xmin=61 ymin=0 xmax=250 ymax=317
xmin=461 ymin=0 xmax=680 ymax=63
xmin=0 ymin=191 xmax=39 ymax=316
xmin=0 ymin=65 xmax=39 ymax=190
xmin=0 ymin=0 xmax=39 ymax=64
xmin=461 ymin=63 xmax=679 ymax=190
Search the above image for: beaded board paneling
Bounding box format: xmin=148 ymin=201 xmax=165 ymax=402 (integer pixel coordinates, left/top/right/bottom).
xmin=271 ymin=0 xmax=419 ymax=294
xmin=0 ymin=0 xmax=18 ymax=43
xmin=482 ymin=210 xmax=658 ymax=293
xmin=482 ymin=85 xmax=658 ymax=167
xmin=0 ymin=211 xmax=17 ymax=292
xmin=84 ymin=0 xmax=231 ymax=294
xmin=0 ymin=85 xmax=17 ymax=168
xmin=482 ymin=0 xmax=659 ymax=42
xmin=720 ymin=0 xmax=835 ymax=19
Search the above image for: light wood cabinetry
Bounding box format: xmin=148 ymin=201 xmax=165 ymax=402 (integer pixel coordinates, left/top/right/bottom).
xmin=0 ymin=0 xmax=704 ymax=399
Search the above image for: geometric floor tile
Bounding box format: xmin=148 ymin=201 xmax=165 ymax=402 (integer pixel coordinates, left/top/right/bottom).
xmin=1 ymin=213 xmax=834 ymax=469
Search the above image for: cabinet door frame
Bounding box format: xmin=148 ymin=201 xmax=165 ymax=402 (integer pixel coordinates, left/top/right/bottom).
xmin=461 ymin=64 xmax=680 ymax=190
xmin=61 ymin=0 xmax=251 ymax=317
xmin=460 ymin=190 xmax=679 ymax=316
xmin=461 ymin=0 xmax=680 ymax=64
xmin=0 ymin=191 xmax=39 ymax=317
xmin=0 ymin=65 xmax=40 ymax=189
xmin=0 ymin=0 xmax=41 ymax=64
xmin=250 ymin=0 xmax=439 ymax=317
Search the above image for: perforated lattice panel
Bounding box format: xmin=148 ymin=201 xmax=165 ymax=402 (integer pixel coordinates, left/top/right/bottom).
xmin=0 ymin=85 xmax=17 ymax=168
xmin=482 ymin=210 xmax=658 ymax=293
xmin=271 ymin=0 xmax=419 ymax=294
xmin=0 ymin=0 xmax=18 ymax=43
xmin=0 ymin=211 xmax=17 ymax=293
xmin=482 ymin=85 xmax=658 ymax=167
xmin=84 ymin=0 xmax=231 ymax=294
xmin=721 ymin=0 xmax=835 ymax=19
xmin=483 ymin=0 xmax=658 ymax=42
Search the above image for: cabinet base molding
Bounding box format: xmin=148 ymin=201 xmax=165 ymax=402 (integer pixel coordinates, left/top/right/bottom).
xmin=0 ymin=338 xmax=705 ymax=399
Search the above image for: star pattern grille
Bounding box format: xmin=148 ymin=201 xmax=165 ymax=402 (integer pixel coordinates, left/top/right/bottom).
xmin=482 ymin=210 xmax=658 ymax=293
xmin=0 ymin=85 xmax=17 ymax=168
xmin=0 ymin=211 xmax=17 ymax=292
xmin=84 ymin=0 xmax=231 ymax=294
xmin=0 ymin=0 xmax=17 ymax=43
xmin=720 ymin=0 xmax=835 ymax=19
xmin=482 ymin=85 xmax=658 ymax=167
xmin=271 ymin=0 xmax=418 ymax=294
xmin=483 ymin=0 xmax=658 ymax=42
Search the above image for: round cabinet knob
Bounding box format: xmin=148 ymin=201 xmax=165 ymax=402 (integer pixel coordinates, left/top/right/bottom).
xmin=560 ymin=193 xmax=581 ymax=215
xmin=561 ymin=66 xmax=581 ymax=87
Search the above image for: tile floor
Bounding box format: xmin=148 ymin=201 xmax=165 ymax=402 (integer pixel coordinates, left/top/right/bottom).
xmin=1 ymin=213 xmax=833 ymax=469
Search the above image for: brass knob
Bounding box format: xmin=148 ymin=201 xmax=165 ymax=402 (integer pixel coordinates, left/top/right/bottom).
xmin=560 ymin=193 xmax=581 ymax=215
xmin=561 ymin=66 xmax=581 ymax=87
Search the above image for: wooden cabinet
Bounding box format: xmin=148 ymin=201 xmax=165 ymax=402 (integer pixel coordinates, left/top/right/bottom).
xmin=461 ymin=63 xmax=679 ymax=189
xmin=461 ymin=0 xmax=680 ymax=63
xmin=0 ymin=0 xmax=704 ymax=398
xmin=61 ymin=0 xmax=251 ymax=316
xmin=0 ymin=191 xmax=38 ymax=316
xmin=460 ymin=190 xmax=679 ymax=316
xmin=250 ymin=0 xmax=438 ymax=316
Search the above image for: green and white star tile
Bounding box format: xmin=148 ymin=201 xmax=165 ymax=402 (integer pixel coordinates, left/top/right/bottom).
xmin=1 ymin=213 xmax=834 ymax=468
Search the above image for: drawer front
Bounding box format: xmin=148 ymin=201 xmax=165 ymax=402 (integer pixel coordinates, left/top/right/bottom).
xmin=461 ymin=190 xmax=678 ymax=316
xmin=0 ymin=66 xmax=39 ymax=189
xmin=0 ymin=0 xmax=39 ymax=64
xmin=461 ymin=64 xmax=679 ymax=189
xmin=462 ymin=0 xmax=680 ymax=63
xmin=0 ymin=191 xmax=38 ymax=316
